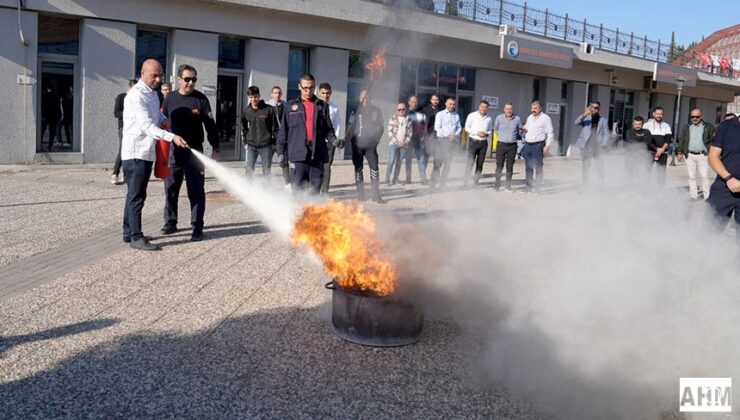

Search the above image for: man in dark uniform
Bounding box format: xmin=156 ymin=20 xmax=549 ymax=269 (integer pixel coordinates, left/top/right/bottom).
xmin=41 ymin=86 xmax=61 ymax=152
xmin=707 ymin=115 xmax=740 ymax=267
xmin=276 ymin=73 xmax=337 ymax=195
xmin=160 ymin=64 xmax=220 ymax=241
xmin=267 ymin=86 xmax=290 ymax=189
xmin=346 ymin=89 xmax=385 ymax=203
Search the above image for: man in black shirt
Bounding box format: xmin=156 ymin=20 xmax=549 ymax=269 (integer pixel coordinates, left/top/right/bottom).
xmin=160 ymin=64 xmax=220 ymax=241
xmin=624 ymin=116 xmax=652 ymax=186
xmin=40 ymin=86 xmax=61 ymax=152
xmin=111 ymin=79 xmax=137 ymax=184
xmin=421 ymin=93 xmax=443 ymax=176
xmin=707 ymin=115 xmax=740 ymax=267
xmin=345 ymin=89 xmax=385 ymax=203
xmin=241 ymin=85 xmax=278 ymax=179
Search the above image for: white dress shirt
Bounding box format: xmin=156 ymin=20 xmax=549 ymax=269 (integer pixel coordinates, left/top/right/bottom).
xmin=121 ymin=80 xmax=175 ymax=161
xmin=327 ymin=100 xmax=341 ymax=138
xmin=434 ymin=109 xmax=462 ymax=139
xmin=464 ymin=111 xmax=493 ymax=140
xmin=524 ymin=112 xmax=555 ymax=146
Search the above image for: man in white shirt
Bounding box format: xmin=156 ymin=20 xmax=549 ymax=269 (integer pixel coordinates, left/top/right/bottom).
xmin=318 ymin=82 xmax=343 ymax=194
xmin=521 ymin=100 xmax=554 ymax=193
xmin=463 ymin=100 xmax=493 ymax=186
xmin=431 ymin=97 xmax=461 ymax=189
xmin=643 ymin=106 xmax=673 ymax=186
xmin=122 ymin=59 xmax=187 ymax=251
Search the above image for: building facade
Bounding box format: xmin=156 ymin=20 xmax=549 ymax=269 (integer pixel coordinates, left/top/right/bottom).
xmin=1 ymin=0 xmax=739 ymax=164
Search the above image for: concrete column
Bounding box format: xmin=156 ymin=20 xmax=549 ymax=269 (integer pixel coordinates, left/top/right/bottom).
xmin=370 ymin=54 xmax=402 ymax=161
xmin=634 ymin=91 xmax=651 ymax=120
xmin=474 ymin=68 xmax=534 ymax=118
xmin=695 ymin=98 xmax=721 ymax=125
xmin=170 ymin=29 xmax=219 ymax=155
xmin=563 ymin=81 xmax=588 ymax=156
xmin=0 ymin=9 xmax=37 ymax=164
xmin=592 ymin=85 xmax=611 ymax=111
xmin=245 ymin=39 xmax=289 ymax=96
xmin=310 ymin=46 xmax=349 ymax=140
xmin=541 ymin=78 xmax=563 ymax=155
xmin=79 ymin=18 xmax=136 ymax=163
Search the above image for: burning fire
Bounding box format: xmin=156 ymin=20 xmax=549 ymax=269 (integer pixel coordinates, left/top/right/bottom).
xmin=365 ymin=49 xmax=387 ymax=82
xmin=291 ymin=200 xmax=397 ymax=296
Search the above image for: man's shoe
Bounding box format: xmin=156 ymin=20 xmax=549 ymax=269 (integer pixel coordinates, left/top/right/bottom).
xmin=161 ymin=223 xmax=178 ymax=235
xmin=371 ymin=196 xmax=387 ymax=204
xmin=130 ymin=238 xmax=161 ymax=251
xmin=190 ymin=230 xmax=204 ymax=242
xmin=110 ymin=174 xmax=118 ymax=185
xmin=123 ymin=235 xmax=152 ymax=243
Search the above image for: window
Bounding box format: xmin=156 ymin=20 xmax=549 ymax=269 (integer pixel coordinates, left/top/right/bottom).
xmin=348 ymin=53 xmax=366 ymax=79
xmin=399 ymin=60 xmax=417 ymax=103
xmin=287 ymin=47 xmax=309 ymax=101
xmin=533 ymin=79 xmax=541 ymax=101
xmin=218 ymin=37 xmax=244 ymax=69
xmin=136 ymin=30 xmax=168 ymax=77
xmin=458 ymin=67 xmax=476 ymax=91
xmin=38 ymin=15 xmax=79 ymax=56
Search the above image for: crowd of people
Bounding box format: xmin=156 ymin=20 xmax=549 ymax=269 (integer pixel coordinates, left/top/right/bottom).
xmin=115 ymin=58 xmax=740 ymax=259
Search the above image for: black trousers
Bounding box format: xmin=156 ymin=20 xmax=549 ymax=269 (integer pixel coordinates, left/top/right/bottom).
xmin=40 ymin=119 xmax=57 ymax=151
xmin=292 ymin=155 xmax=324 ymax=195
xmin=495 ymin=142 xmax=517 ymax=189
xmin=464 ymin=139 xmax=488 ymax=185
xmin=164 ymin=152 xmax=206 ymax=230
xmin=122 ymin=159 xmax=153 ymax=239
xmin=320 ymin=143 xmax=336 ymax=193
xmin=708 ymin=180 xmax=740 ymax=261
xmin=113 ymin=127 xmax=123 ymax=176
xmin=279 ymin=153 xmax=291 ymax=185
xmin=351 ymin=139 xmax=381 ymax=199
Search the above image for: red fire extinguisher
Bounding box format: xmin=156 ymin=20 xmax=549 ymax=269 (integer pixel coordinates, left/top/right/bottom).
xmin=154 ymin=140 xmax=170 ymax=179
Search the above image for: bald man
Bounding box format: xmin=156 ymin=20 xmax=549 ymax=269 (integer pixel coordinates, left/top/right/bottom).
xmin=122 ymin=59 xmax=187 ymax=251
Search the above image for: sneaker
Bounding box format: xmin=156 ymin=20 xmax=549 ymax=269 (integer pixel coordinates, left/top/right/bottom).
xmin=161 ymin=223 xmax=178 ymax=235
xmin=284 ymin=183 xmax=292 ymax=192
xmin=371 ymin=196 xmax=387 ymax=204
xmin=111 ymin=174 xmax=118 ymax=184
xmin=190 ymin=230 xmax=204 ymax=242
xmin=123 ymin=235 xmax=153 ymax=243
xmin=130 ymin=237 xmax=161 ymax=251
xmin=117 ymin=173 xmax=125 ymax=185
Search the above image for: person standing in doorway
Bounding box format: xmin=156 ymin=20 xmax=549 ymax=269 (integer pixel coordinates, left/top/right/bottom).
xmin=122 ymin=59 xmax=188 ymax=250
xmin=574 ymin=101 xmax=609 ymax=187
xmin=318 ymin=83 xmax=343 ymax=194
xmin=521 ymin=100 xmax=554 ymax=193
xmin=493 ymin=102 xmax=523 ymax=191
xmin=112 ymin=79 xmax=138 ymax=185
xmin=159 ymin=64 xmax=219 ymax=242
xmin=431 ymin=97 xmax=461 ymax=189
xmin=406 ymin=95 xmax=428 ymax=185
xmin=644 ymin=106 xmax=673 ymax=187
xmin=385 ymin=102 xmax=412 ymax=186
xmin=59 ymin=86 xmax=73 ymax=147
xmin=346 ymin=89 xmax=385 ymax=203
xmin=677 ymin=109 xmax=714 ymax=200
xmin=267 ymin=85 xmax=291 ymax=189
xmin=276 ymin=73 xmax=337 ymax=195
xmin=40 ymin=86 xmax=61 ymax=152
xmin=463 ymin=100 xmax=493 ymax=187
xmin=241 ymin=86 xmax=279 ymax=180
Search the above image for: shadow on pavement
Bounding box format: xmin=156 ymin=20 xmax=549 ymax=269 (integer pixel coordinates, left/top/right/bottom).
xmin=0 ymin=318 xmax=120 ymax=358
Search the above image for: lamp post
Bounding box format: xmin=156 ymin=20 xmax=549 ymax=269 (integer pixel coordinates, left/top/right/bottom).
xmin=670 ymin=77 xmax=685 ymax=166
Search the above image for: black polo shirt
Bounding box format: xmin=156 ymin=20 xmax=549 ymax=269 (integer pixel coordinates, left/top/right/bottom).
xmin=712 ymin=117 xmax=740 ymax=177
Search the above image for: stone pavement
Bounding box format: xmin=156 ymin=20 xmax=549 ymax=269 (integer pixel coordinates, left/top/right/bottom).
xmin=0 ymin=153 xmax=706 ymax=418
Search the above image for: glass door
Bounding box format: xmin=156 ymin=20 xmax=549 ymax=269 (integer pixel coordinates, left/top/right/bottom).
xmin=216 ymin=74 xmax=242 ymax=161
xmin=38 ymin=59 xmax=76 ymax=153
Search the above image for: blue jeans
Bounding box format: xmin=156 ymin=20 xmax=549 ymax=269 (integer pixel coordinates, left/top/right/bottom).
xmin=385 ymin=144 xmax=408 ymax=183
xmin=122 ymin=159 xmax=153 ymax=239
xmin=410 ymin=137 xmax=427 ymax=182
xmin=245 ymin=144 xmax=273 ymax=178
xmin=522 ymin=142 xmax=545 ymax=192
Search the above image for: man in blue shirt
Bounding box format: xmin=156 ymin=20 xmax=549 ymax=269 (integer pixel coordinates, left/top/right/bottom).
xmin=493 ymin=102 xmax=522 ymax=190
xmin=707 ymin=115 xmax=740 ymax=265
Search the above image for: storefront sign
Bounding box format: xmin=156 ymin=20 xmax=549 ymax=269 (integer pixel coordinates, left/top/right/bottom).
xmin=546 ymin=102 xmax=560 ymax=114
xmin=500 ymin=35 xmax=573 ymax=69
xmin=653 ymin=63 xmax=697 ymax=87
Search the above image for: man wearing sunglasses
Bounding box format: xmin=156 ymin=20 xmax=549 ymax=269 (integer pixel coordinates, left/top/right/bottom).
xmin=677 ymin=109 xmax=714 ymax=200
xmin=574 ymin=101 xmax=609 ymax=187
xmin=160 ymin=64 xmax=220 ymax=242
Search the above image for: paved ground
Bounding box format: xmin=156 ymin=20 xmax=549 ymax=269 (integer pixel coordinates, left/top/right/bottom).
xmin=0 ymin=152 xmax=718 ymax=418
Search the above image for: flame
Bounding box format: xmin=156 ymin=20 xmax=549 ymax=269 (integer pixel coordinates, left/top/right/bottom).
xmin=365 ymin=49 xmax=387 ymax=82
xmin=291 ymin=200 xmax=397 ymax=296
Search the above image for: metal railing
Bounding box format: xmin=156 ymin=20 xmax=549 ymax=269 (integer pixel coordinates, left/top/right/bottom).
xmin=421 ymin=0 xmax=671 ymax=62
